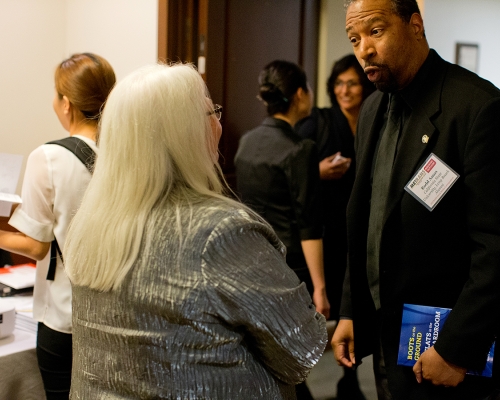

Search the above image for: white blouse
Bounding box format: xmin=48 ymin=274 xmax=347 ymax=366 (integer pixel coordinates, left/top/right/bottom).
xmin=9 ymin=135 xmax=97 ymax=334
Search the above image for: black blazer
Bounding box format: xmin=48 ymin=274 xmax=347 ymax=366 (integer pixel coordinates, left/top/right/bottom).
xmin=343 ymin=50 xmax=500 ymax=372
xmin=234 ymin=117 xmax=323 ymax=261
xmin=295 ymin=105 xmax=355 ymax=241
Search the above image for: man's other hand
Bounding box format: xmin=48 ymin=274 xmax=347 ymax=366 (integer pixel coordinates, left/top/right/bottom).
xmin=413 ymin=346 xmax=466 ymax=387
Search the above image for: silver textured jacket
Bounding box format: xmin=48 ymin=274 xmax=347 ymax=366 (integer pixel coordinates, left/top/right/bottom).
xmin=70 ymin=198 xmax=327 ymax=399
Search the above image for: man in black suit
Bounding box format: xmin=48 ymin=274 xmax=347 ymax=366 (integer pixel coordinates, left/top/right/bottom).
xmin=331 ymin=0 xmax=500 ymax=399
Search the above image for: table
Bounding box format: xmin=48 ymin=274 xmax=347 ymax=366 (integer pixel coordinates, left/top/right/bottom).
xmin=0 ymin=297 xmax=45 ymax=400
xmin=0 ymin=347 xmax=45 ymax=400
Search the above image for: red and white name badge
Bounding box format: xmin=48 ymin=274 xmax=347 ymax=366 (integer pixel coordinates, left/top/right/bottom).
xmin=405 ymin=153 xmax=459 ymax=211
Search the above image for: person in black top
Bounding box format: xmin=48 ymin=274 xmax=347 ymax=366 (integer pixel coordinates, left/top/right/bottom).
xmin=296 ymin=54 xmax=375 ymax=400
xmin=235 ymin=60 xmax=329 ymax=400
xmin=296 ymin=54 xmax=374 ymax=321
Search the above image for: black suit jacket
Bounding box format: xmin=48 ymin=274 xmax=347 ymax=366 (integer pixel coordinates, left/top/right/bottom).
xmin=342 ymin=50 xmax=500 ymax=374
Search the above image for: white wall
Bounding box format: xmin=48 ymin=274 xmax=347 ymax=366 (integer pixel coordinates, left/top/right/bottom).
xmin=0 ymin=0 xmax=158 ymax=194
xmin=65 ymin=0 xmax=158 ymax=82
xmin=317 ymin=0 xmax=352 ymax=108
xmin=424 ymin=0 xmax=500 ymax=88
xmin=0 ymin=0 xmax=66 ymax=165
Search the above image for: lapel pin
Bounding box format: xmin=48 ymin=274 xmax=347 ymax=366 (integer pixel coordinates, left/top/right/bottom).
xmin=422 ymin=135 xmax=429 ymax=144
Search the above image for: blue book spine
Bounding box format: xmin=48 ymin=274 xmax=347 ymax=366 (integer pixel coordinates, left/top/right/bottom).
xmin=397 ymin=303 xmax=494 ymax=378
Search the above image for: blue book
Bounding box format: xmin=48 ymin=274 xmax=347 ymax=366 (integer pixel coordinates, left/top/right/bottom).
xmin=398 ymin=303 xmax=494 ymax=377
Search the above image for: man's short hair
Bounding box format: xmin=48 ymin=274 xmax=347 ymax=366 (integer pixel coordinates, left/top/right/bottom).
xmin=344 ymin=0 xmax=421 ymax=23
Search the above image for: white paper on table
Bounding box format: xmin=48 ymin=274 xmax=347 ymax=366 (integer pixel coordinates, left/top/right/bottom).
xmin=0 ymin=296 xmax=33 ymax=314
xmin=0 ymin=328 xmax=37 ymax=356
xmin=0 ymin=297 xmax=36 ymax=355
xmin=0 ymin=266 xmax=36 ymax=289
xmin=0 ymin=153 xmax=24 ymax=217
xmin=0 ymin=193 xmax=22 ymax=204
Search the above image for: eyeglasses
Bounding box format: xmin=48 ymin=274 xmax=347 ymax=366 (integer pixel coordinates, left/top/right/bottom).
xmin=334 ymin=80 xmax=360 ymax=89
xmin=207 ymin=104 xmax=223 ymax=120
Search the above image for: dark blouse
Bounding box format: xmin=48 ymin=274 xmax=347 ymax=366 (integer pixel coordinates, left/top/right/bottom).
xmin=295 ymin=105 xmax=356 ymax=225
xmin=234 ymin=117 xmax=323 ymax=261
xmin=295 ymin=105 xmax=356 ymax=318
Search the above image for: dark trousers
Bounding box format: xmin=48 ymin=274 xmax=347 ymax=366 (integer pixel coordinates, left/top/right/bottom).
xmin=36 ymin=322 xmax=72 ymax=400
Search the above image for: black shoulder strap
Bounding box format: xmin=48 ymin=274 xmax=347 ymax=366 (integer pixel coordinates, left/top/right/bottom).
xmin=45 ymin=136 xmax=95 ymax=280
xmin=46 ymin=136 xmax=96 ymax=174
xmin=47 ymin=238 xmax=63 ymax=281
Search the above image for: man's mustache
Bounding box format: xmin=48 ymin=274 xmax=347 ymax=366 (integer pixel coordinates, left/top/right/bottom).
xmin=363 ymin=62 xmax=386 ymax=70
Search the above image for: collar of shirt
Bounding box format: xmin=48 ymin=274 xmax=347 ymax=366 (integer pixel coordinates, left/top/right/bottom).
xmin=263 ymin=116 xmax=304 ymax=142
xmin=398 ymin=49 xmax=438 ymax=110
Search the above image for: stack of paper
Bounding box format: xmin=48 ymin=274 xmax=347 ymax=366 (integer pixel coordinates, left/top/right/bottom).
xmin=0 ymin=264 xmax=36 ymax=290
xmin=0 ymin=298 xmax=37 ymax=356
xmin=14 ymin=297 xmax=36 ymax=334
xmin=0 ymin=152 xmax=24 ymax=217
xmin=0 ymin=295 xmax=36 ymax=334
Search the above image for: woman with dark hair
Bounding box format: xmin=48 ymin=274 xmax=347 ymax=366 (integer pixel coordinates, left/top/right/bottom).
xmin=0 ymin=53 xmax=115 ymax=399
xmin=235 ymin=60 xmax=330 ymax=399
xmin=295 ymin=54 xmax=375 ymax=400
xmin=326 ymin=54 xmax=375 ymax=135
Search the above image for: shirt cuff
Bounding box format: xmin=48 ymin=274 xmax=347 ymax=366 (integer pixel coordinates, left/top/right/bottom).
xmin=9 ymin=207 xmax=54 ymax=243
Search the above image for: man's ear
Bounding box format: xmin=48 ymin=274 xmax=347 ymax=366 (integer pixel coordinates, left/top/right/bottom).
xmin=410 ymin=12 xmax=425 ymax=39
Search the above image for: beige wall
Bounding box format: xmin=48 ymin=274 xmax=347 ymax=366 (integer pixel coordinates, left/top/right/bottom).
xmin=316 ymin=0 xmax=352 ymax=107
xmin=0 ymin=0 xmax=158 ymax=194
xmin=425 ymin=0 xmax=500 ymax=88
xmin=0 ymin=0 xmax=66 ymax=169
xmin=65 ymin=0 xmax=158 ymax=82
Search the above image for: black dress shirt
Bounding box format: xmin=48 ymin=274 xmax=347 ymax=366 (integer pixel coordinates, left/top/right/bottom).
xmin=234 ymin=117 xmax=323 ymax=267
xmin=295 ymin=105 xmax=356 ymax=318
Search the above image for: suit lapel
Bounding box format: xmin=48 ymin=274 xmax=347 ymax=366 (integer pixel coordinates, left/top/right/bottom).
xmin=384 ymin=55 xmax=447 ymax=221
xmin=354 ymin=91 xmax=387 ymax=196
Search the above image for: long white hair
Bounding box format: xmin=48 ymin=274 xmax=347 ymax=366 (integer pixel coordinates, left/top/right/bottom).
xmin=65 ymin=63 xmax=231 ymax=291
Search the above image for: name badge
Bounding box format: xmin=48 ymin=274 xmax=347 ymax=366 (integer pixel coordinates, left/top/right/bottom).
xmin=404 ymin=153 xmax=459 ymax=211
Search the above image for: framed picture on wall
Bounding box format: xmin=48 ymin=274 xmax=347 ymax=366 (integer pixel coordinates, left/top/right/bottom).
xmin=455 ymin=43 xmax=479 ymax=73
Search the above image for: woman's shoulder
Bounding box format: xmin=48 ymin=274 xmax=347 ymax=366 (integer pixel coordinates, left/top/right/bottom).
xmin=43 ymin=136 xmax=97 ymax=157
xmin=25 ymin=143 xmax=48 ymax=165
xmin=241 ymin=119 xmax=278 ymax=143
xmin=195 ymin=197 xmax=283 ymax=248
xmin=195 ymin=197 xmax=261 ymax=227
xmin=196 ymin=198 xmax=286 ymax=258
xmin=33 ymin=138 xmax=75 ymax=165
xmin=23 ymin=142 xmax=60 ymax=178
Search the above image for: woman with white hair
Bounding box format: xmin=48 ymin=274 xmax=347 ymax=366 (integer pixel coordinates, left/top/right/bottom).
xmin=64 ymin=63 xmax=327 ymax=399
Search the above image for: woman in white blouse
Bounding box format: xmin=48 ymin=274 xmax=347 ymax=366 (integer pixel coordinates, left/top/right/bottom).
xmin=0 ymin=53 xmax=115 ymax=400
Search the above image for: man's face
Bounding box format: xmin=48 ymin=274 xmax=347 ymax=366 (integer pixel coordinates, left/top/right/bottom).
xmin=346 ymin=0 xmax=419 ymax=92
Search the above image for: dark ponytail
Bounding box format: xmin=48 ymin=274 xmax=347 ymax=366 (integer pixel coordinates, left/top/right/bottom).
xmin=258 ymin=60 xmax=308 ymax=115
